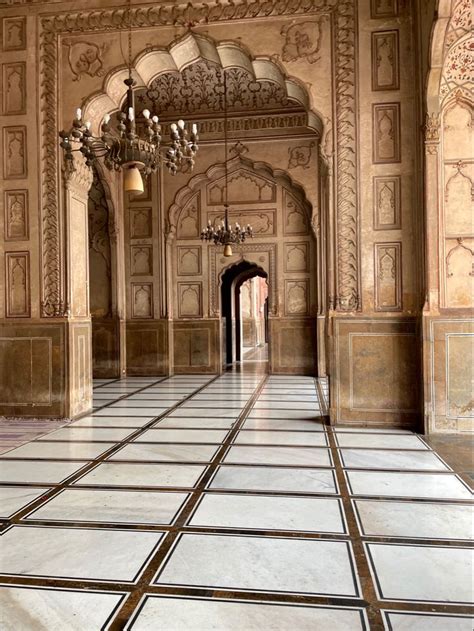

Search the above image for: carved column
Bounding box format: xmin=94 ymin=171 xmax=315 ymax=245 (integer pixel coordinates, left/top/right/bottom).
xmin=63 ymin=155 xmax=94 ymax=417
xmin=423 ymin=113 xmax=441 ymax=314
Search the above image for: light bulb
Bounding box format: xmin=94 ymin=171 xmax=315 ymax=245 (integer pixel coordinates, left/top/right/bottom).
xmin=170 ymin=123 xmax=177 ymax=131
xmin=178 ymin=119 xmax=185 ymax=129
xmin=76 ymin=108 xmax=82 ymax=120
xmin=128 ymin=107 xmax=135 ymax=121
xmin=103 ymin=113 xmax=110 ymax=125
xmin=192 ymin=123 xmax=198 ymax=134
xmin=142 ymin=109 xmax=150 ymax=119
xmin=152 ymin=115 xmax=159 ymax=123
xmin=85 ymin=121 xmax=92 ymax=130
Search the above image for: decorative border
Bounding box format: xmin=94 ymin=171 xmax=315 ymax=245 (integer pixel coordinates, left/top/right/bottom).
xmin=39 ymin=0 xmax=357 ymax=316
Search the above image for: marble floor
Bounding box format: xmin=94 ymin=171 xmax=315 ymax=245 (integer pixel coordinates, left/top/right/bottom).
xmin=0 ymin=372 xmax=472 ymax=630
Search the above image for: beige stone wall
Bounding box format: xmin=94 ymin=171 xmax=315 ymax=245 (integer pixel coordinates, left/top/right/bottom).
xmin=0 ymin=0 xmax=465 ymax=431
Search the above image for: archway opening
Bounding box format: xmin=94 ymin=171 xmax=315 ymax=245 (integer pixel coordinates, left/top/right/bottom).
xmin=221 ymin=261 xmax=269 ymax=371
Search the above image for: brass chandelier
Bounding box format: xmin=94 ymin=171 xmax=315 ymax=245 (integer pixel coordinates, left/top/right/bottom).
xmin=59 ymin=0 xmax=199 ymax=194
xmin=200 ymin=70 xmax=253 ymax=257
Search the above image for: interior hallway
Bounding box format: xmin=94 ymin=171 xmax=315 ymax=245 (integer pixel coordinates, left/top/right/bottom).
xmin=0 ymin=371 xmax=472 ymax=630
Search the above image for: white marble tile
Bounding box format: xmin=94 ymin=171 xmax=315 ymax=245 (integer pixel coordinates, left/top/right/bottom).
xmin=180 ymin=401 xmax=244 ymax=409
xmin=74 ymin=462 xmax=206 ymax=488
xmin=0 ymin=586 xmax=126 ymax=631
xmin=125 ymin=596 xmax=367 ymax=631
xmin=107 ymin=401 xmax=171 ymax=409
xmin=253 ymin=401 xmax=319 ymax=410
xmin=39 ymin=427 xmax=137 ymax=442
xmin=336 ymin=434 xmax=428 ymax=450
xmin=109 ymin=443 xmax=219 ymax=463
xmin=127 ymin=395 xmax=184 ymax=402
xmin=92 ymin=400 xmax=116 ymax=407
xmin=0 ymin=525 xmax=163 ymax=583
xmin=354 ymin=500 xmax=474 ymax=540
xmin=93 ymin=408 xmax=160 ymax=418
xmin=366 ymin=542 xmax=474 ymax=604
xmin=346 ymin=471 xmax=472 ymax=500
xmin=248 ymin=409 xmax=321 ymax=420
xmin=190 ymin=394 xmax=250 ymax=401
xmin=1 ymin=442 xmax=115 ymax=460
xmin=134 ymin=429 xmax=229 ymax=443
xmin=0 ymin=460 xmax=87 ymax=484
xmin=25 ymin=489 xmax=188 ymax=525
xmin=335 ymin=428 xmax=413 ymax=434
xmin=262 ymin=386 xmax=316 ymax=392
xmin=189 ymin=494 xmax=346 ymax=534
xmin=242 ymin=418 xmax=326 ymax=431
xmin=223 ymin=446 xmax=332 ymax=467
xmin=0 ymin=487 xmax=50 ymax=518
xmin=167 ymin=408 xmax=239 ymax=419
xmin=339 ymin=449 xmax=450 ymax=471
xmin=257 ymin=395 xmax=318 ymax=402
xmin=235 ymin=430 xmax=327 ymax=446
xmin=70 ymin=416 xmax=151 ymax=428
xmin=209 ymin=466 xmax=338 ymax=494
xmin=93 ymin=392 xmax=121 ymax=400
xmin=382 ymin=610 xmax=474 ymax=630
xmin=153 ymin=418 xmax=235 ymax=429
xmin=154 ymin=533 xmax=359 ymax=597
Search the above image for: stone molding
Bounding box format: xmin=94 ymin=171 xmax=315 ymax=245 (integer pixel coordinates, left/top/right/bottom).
xmin=38 ymin=0 xmax=358 ymax=316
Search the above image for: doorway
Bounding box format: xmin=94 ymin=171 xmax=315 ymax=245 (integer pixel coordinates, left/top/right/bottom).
xmin=221 ymin=261 xmax=269 ymax=370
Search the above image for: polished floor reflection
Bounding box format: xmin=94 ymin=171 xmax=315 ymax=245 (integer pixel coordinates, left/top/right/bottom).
xmin=0 ymin=373 xmax=472 ymax=630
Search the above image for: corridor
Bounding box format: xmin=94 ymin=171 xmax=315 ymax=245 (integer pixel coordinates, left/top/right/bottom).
xmin=0 ymin=373 xmax=472 ymax=630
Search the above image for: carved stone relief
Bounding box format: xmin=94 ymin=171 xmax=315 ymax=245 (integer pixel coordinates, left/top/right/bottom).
xmin=130 ymin=207 xmax=152 ymax=239
xmin=3 ymin=126 xmax=27 ymax=179
xmin=373 ymin=176 xmax=401 ymax=230
xmin=207 ymin=171 xmax=275 ymax=205
xmin=446 ymin=238 xmax=474 ymax=308
xmin=288 ymin=142 xmax=316 ymax=170
xmin=131 ymin=245 xmax=153 ymax=276
xmin=5 ymin=251 xmax=30 ymax=317
xmin=444 ymin=162 xmax=474 ymax=235
xmin=2 ymin=62 xmax=26 ymax=115
xmin=4 ymin=189 xmax=28 ymax=241
xmin=373 ymin=104 xmax=401 ymax=163
xmin=281 ymin=19 xmax=325 ymax=64
xmin=443 ymin=101 xmax=473 ymax=160
xmin=370 ymin=0 xmax=398 ymax=18
xmin=371 ymin=31 xmax=399 ymax=91
xmin=177 ymin=194 xmax=200 ymax=239
xmin=177 ymin=246 xmax=201 ymax=276
xmin=375 ymin=242 xmax=402 ymax=311
xmin=285 ymin=279 xmax=309 ymax=316
xmin=131 ymin=283 xmax=153 ymax=319
xmin=63 ymin=39 xmax=108 ymax=82
xmin=284 ymin=243 xmax=310 ymax=273
xmin=2 ymin=17 xmax=26 ymax=51
xmin=440 ymin=37 xmax=474 ymax=103
xmin=178 ymin=283 xmax=202 ymax=318
xmin=283 ymin=190 xmax=309 ymax=235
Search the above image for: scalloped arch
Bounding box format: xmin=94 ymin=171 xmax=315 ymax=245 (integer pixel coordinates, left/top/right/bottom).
xmin=83 ymin=32 xmax=323 ymax=136
xmin=168 ymin=155 xmax=313 ymax=231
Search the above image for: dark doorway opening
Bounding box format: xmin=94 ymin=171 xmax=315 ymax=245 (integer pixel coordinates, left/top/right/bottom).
xmin=221 ymin=261 xmax=269 ymax=369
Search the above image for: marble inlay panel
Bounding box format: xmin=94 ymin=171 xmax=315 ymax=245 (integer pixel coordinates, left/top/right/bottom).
xmin=167 ymin=409 xmax=239 ymax=419
xmin=209 ymin=466 xmax=338 ymax=495
xmin=189 ymin=494 xmax=346 ymax=534
xmin=346 ymin=471 xmax=472 ymax=500
xmin=0 ymin=442 xmax=115 ymax=460
xmin=366 ymin=543 xmax=474 ymax=604
xmin=382 ymin=610 xmax=474 ymax=630
xmin=223 ymin=446 xmax=332 ymax=467
xmin=125 ymin=595 xmax=367 ymax=631
xmin=242 ymin=418 xmax=326 ymax=431
xmin=0 ymin=460 xmax=87 ymax=484
xmin=25 ymin=489 xmax=188 ymax=525
xmin=0 ymin=525 xmax=164 ymax=583
xmin=39 ymin=428 xmax=137 ymax=442
xmin=335 ymin=434 xmax=429 ymax=450
xmin=93 ymin=408 xmax=160 ymax=417
xmin=248 ymin=410 xmax=321 ymax=420
xmin=234 ymin=431 xmax=327 ymax=447
xmin=153 ymin=418 xmax=236 ymax=429
xmin=109 ymin=443 xmax=219 ymax=463
xmin=0 ymin=486 xmax=50 ymax=518
xmin=354 ymin=500 xmax=474 ymax=541
xmin=71 ymin=417 xmax=153 ymax=428
xmin=252 ymin=401 xmax=319 ymax=410
xmin=74 ymin=463 xmax=206 ymax=488
xmin=0 ymin=586 xmax=127 ymax=631
xmin=154 ymin=534 xmax=360 ymax=597
xmin=134 ymin=429 xmax=229 ymax=444
xmin=339 ymin=449 xmax=450 ymax=471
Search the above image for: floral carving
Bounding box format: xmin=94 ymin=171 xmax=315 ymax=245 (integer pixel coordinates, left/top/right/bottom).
xmin=63 ymin=40 xmax=108 ymax=82
xmin=281 ymin=19 xmax=325 ymax=64
xmin=288 ymin=142 xmax=316 ymax=169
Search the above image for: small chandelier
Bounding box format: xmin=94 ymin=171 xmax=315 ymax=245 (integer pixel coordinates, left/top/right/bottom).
xmin=200 ymin=69 xmax=252 ymax=257
xmin=58 ymin=0 xmax=199 ymax=195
